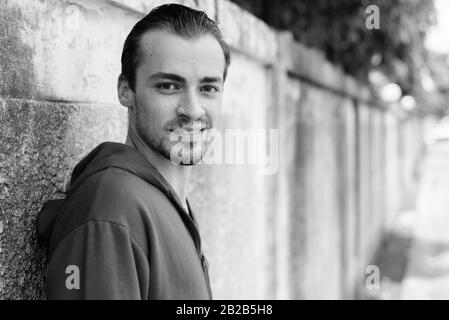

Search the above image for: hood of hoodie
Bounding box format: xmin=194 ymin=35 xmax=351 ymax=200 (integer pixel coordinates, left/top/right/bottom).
xmin=37 ymin=142 xmax=191 ymax=250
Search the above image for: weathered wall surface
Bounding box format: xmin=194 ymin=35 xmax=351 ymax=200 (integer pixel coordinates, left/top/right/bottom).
xmin=0 ymin=0 xmax=423 ymax=299
xmin=0 ymin=99 xmax=126 ymax=299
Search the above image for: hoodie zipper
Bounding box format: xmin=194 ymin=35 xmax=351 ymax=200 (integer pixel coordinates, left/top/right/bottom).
xmin=169 ymin=191 xmax=213 ymax=299
xmin=201 ymin=254 xmax=213 ymax=299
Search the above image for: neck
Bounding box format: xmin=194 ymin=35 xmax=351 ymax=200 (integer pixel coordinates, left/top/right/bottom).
xmin=125 ymin=125 xmax=191 ymax=210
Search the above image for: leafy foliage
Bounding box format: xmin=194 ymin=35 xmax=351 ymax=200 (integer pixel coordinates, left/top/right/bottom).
xmin=231 ymin=0 xmax=437 ymax=98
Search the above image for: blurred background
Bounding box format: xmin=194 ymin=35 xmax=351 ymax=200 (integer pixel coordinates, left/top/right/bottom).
xmin=1 ymin=0 xmax=449 ymax=299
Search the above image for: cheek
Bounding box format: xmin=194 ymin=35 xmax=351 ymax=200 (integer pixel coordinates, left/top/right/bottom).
xmin=204 ymin=100 xmax=222 ymax=124
xmin=135 ymin=92 xmax=177 ymax=130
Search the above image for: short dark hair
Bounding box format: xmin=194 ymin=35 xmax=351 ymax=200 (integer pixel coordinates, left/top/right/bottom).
xmin=120 ymin=3 xmax=231 ymax=91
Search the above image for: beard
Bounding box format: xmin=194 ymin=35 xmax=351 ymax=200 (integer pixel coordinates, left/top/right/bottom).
xmin=134 ymin=104 xmax=213 ymax=165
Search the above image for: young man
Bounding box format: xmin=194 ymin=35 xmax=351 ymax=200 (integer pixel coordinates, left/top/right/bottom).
xmin=37 ymin=4 xmax=231 ymax=299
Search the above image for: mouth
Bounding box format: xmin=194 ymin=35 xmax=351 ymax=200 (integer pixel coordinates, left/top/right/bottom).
xmin=169 ymin=125 xmax=208 ymax=134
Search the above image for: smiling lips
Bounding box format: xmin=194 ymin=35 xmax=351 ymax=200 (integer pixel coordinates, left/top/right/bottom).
xmin=170 ymin=123 xmax=208 ymax=134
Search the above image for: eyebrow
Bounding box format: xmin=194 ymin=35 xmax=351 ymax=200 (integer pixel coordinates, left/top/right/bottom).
xmin=149 ymin=72 xmax=223 ymax=84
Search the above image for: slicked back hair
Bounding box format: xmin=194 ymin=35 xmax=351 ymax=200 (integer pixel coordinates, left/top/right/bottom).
xmin=120 ymin=3 xmax=231 ymax=91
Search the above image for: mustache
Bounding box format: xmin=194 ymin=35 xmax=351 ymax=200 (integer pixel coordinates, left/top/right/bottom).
xmin=163 ymin=114 xmax=211 ymax=131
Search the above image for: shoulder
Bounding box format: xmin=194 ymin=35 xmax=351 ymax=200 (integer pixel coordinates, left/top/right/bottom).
xmin=54 ymin=167 xmax=164 ymax=240
xmin=50 ymin=167 xmax=164 ymax=256
xmin=77 ymin=167 xmax=166 ymax=221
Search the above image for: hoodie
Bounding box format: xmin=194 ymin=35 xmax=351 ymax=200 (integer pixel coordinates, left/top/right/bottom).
xmin=37 ymin=142 xmax=212 ymax=300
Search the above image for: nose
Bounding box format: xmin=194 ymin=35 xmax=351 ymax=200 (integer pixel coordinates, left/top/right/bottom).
xmin=176 ymin=89 xmax=205 ymax=120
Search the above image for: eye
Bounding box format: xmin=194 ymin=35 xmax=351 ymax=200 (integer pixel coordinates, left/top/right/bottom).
xmin=200 ymin=85 xmax=219 ymax=93
xmin=156 ymin=83 xmax=179 ymax=91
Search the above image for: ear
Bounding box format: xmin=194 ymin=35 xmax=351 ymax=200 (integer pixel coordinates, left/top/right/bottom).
xmin=117 ymin=74 xmax=134 ymax=108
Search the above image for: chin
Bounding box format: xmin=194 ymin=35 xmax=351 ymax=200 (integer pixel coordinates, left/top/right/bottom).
xmin=179 ymin=150 xmax=205 ymax=166
xmin=180 ymin=146 xmax=211 ymax=166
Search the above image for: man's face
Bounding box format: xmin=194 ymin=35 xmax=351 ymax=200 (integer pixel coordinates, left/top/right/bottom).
xmin=130 ymin=29 xmax=225 ymax=165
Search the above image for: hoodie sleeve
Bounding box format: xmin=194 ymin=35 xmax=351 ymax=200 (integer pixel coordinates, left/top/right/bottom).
xmin=46 ymin=221 xmax=150 ymax=300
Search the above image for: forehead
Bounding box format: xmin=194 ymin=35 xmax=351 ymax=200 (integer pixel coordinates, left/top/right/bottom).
xmin=138 ymin=29 xmax=225 ymax=79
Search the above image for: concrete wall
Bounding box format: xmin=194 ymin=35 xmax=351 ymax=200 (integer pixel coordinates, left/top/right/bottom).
xmin=0 ymin=0 xmax=423 ymax=299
